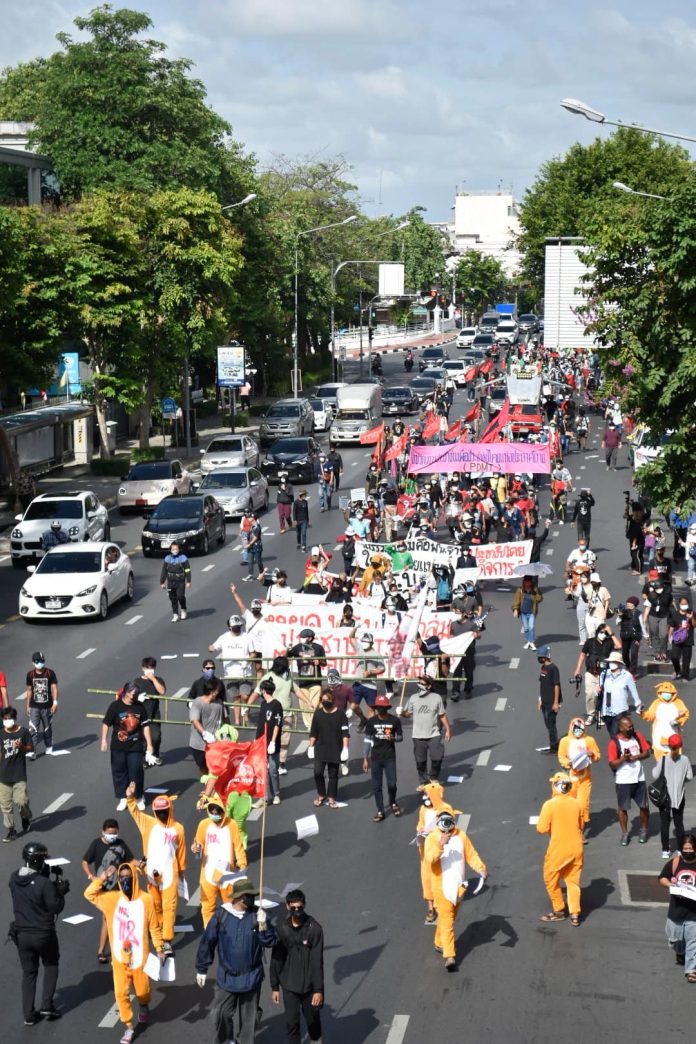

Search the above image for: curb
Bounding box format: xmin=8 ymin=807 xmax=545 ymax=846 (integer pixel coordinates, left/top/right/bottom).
xmin=348 ymin=333 xmax=457 ymax=359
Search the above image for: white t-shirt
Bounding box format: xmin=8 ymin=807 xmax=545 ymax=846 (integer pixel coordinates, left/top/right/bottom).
xmin=613 ymin=735 xmax=645 ymax=784
xmin=210 ymin=631 xmax=256 ymax=678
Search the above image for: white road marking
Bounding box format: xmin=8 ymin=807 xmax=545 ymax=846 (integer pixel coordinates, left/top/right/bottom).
xmin=262 ymin=527 xmax=272 ymax=534
xmin=293 ymin=739 xmax=309 ymax=756
xmin=42 ymin=793 xmax=73 ymax=815
xmin=508 ymin=658 xmax=519 ymax=669
xmin=332 ymin=545 xmax=342 ymax=551
xmin=457 ymin=812 xmax=471 ymax=833
xmin=476 ymin=749 xmax=491 ymax=767
xmin=552 ymin=531 xmax=559 ymax=538
xmin=0 ymin=555 xmax=9 ymax=563
xmin=529 ymin=815 xmax=540 ymax=825
xmin=124 ymin=614 xmax=143 ymax=625
xmin=183 ymin=653 xmax=199 ymax=658
xmin=161 ymin=654 xmax=178 ymax=659
xmin=201 ymin=564 xmax=215 ymax=572
xmin=187 ymin=886 xmax=201 ymax=907
xmin=386 ymin=1015 xmax=411 ymax=1044
xmin=15 ymin=691 xmax=26 ymax=702
xmin=99 ymin=1002 xmax=123 ymax=1028
xmin=247 ymin=806 xmax=263 ymax=821
xmin=172 ymin=687 xmax=189 ymax=699
xmin=232 ymin=544 xmax=242 ymax=551
xmin=580 ymin=465 xmax=586 ymax=470
xmin=76 ymin=647 xmax=95 ymax=659
xmin=494 ymin=764 xmax=512 ymax=772
xmin=351 ymin=461 xmax=358 ymax=466
xmin=63 ymin=913 xmax=92 ymax=925
xmin=545 ymin=548 xmax=554 ymax=555
xmin=495 ymin=697 xmax=507 ymax=711
xmin=586 ymin=454 xmax=598 ymax=459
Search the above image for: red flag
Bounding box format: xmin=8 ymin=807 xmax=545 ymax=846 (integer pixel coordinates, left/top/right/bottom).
xmin=479 ymin=358 xmax=493 ymax=376
xmin=385 ymin=433 xmax=408 ymax=461
xmin=479 ymin=399 xmax=510 ymax=443
xmin=206 ymin=737 xmax=268 ymax=800
xmin=464 ymin=365 xmax=478 ymax=383
xmin=445 ymin=419 xmax=461 ymax=440
xmin=458 ymin=428 xmax=470 ymax=442
xmin=359 ymin=423 xmax=384 ymax=445
xmin=465 ymin=401 xmax=480 ymax=423
xmin=422 ymin=411 xmax=440 ymax=440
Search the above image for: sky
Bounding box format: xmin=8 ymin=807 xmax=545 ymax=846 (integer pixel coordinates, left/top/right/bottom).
xmin=2 ymin=0 xmax=696 ymax=219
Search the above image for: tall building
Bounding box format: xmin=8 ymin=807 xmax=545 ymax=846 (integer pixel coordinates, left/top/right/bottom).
xmin=452 ymin=190 xmax=521 ymax=276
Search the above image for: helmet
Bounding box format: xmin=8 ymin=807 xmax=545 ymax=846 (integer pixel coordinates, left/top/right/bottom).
xmin=384 ymin=597 xmax=396 ymax=609
xmin=299 ymin=628 xmax=315 ymax=640
xmin=23 ymin=841 xmax=48 ymax=870
xmin=374 ymin=694 xmax=392 ymax=708
xmin=228 ymin=615 xmax=244 ymax=629
xmin=50 ymin=520 xmax=62 ymax=530
xmin=536 ymin=645 xmax=551 ymax=660
xmin=360 ymin=631 xmax=374 ymax=645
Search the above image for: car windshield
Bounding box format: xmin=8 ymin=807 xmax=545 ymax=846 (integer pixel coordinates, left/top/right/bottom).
xmin=491 ymin=388 xmax=507 ymax=401
xmin=309 ymin=399 xmax=325 ymax=410
xmin=443 ymin=362 xmax=463 ymax=369
xmin=24 ymin=500 xmax=83 ymax=520
xmin=315 ymin=388 xmax=338 ymax=398
xmin=423 ymin=350 xmax=443 ymax=359
xmin=201 ymin=473 xmax=248 ymax=489
xmin=37 ymin=551 xmax=101 ymax=574
xmin=474 ymin=335 xmax=493 ymax=344
xmin=384 ymin=389 xmax=409 ymax=399
xmin=152 ymin=499 xmax=202 ymax=519
xmin=519 ymin=314 xmax=536 ymax=322
xmin=460 ymin=328 xmax=476 ymax=336
xmin=268 ymin=440 xmax=308 ymax=453
xmin=126 ymin=463 xmax=172 ymax=480
xmin=206 ymin=439 xmax=243 ymax=453
xmin=338 ymin=410 xmax=369 ymax=420
xmin=266 ymin=404 xmax=300 ymax=418
xmin=412 ymin=379 xmax=435 ymax=389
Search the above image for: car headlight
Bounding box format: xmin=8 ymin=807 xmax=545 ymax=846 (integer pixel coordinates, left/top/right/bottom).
xmin=183 ymin=528 xmax=202 ymax=538
xmin=68 ymin=525 xmax=80 ymax=536
xmin=20 ymin=587 xmax=31 ymax=597
xmin=296 ymin=457 xmax=308 ymax=465
xmin=11 ymin=528 xmax=22 ymax=539
xmin=118 ymin=487 xmax=127 ymax=495
xmin=142 ymin=530 xmax=153 ymax=538
xmin=77 ymin=585 xmax=98 ymax=596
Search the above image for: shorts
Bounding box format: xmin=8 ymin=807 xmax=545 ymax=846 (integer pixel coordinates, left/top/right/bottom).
xmin=616 ymin=781 xmax=648 ymax=811
xmin=225 ymin=678 xmax=254 ymax=698
xmin=351 ymin=683 xmax=378 ymax=708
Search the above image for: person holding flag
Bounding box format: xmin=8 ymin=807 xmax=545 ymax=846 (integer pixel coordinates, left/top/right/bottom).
xmin=191 ymin=798 xmax=247 ymax=926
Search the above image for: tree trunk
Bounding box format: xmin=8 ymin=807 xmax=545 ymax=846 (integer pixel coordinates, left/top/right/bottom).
xmin=0 ymin=424 xmax=20 ymax=513
xmin=94 ymin=392 xmax=111 ymax=459
xmin=138 ymin=383 xmax=154 ymax=451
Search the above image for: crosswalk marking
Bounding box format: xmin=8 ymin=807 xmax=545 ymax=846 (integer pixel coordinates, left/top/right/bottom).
xmin=495 ymin=697 xmax=507 ymax=711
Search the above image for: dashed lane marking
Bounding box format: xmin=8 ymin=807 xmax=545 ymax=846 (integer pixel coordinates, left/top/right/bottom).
xmin=476 ymin=749 xmax=491 ymax=767
xmin=545 ymin=548 xmax=554 ymax=555
xmin=494 ymin=764 xmax=512 ymax=772
xmin=99 ymin=1002 xmax=122 ymax=1028
xmin=508 ymin=658 xmax=519 ymax=669
xmin=495 ymin=697 xmax=507 ymax=711
xmin=183 ymin=653 xmax=199 ymax=658
xmin=6 ymin=614 xmax=20 ymax=622
xmin=201 ymin=564 xmax=215 ymax=572
xmin=124 ymin=614 xmax=143 ymax=626
xmin=76 ymin=648 xmax=96 ymax=659
xmin=161 ymin=654 xmax=178 ymax=659
xmin=187 ymin=886 xmax=201 ymax=907
xmin=293 ymin=739 xmax=309 ymax=756
xmin=351 ymin=461 xmax=358 ymax=466
xmin=386 ymin=1015 xmax=411 ymax=1044
xmin=580 ymin=465 xmax=586 ymax=470
xmin=529 ymin=815 xmax=540 ymax=825
xmin=457 ymin=812 xmax=471 ymax=833
xmin=0 ymin=555 xmax=9 ymax=563
xmin=42 ymin=793 xmax=73 ymax=815
xmin=172 ymin=687 xmax=189 ymax=699
xmin=247 ymin=806 xmax=263 ymax=821
xmin=232 ymin=544 xmax=242 ymax=551
xmin=586 ymin=454 xmax=598 ymax=459
xmin=552 ymin=531 xmax=559 ymax=538
xmin=15 ymin=691 xmax=26 ymax=702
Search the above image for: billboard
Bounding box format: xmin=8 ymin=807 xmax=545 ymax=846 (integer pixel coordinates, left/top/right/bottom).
xmin=216 ymin=344 xmax=246 ymax=387
xmin=378 ymin=263 xmax=405 ymax=297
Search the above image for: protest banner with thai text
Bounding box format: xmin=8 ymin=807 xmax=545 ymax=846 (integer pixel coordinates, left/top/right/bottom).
xmin=407 ymin=442 xmax=551 ymax=475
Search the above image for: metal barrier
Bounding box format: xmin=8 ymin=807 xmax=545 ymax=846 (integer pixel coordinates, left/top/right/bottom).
xmin=86 ymin=689 xmax=311 ymax=732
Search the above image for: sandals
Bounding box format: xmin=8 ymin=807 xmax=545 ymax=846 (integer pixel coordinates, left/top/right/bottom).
xmin=327 ymin=800 xmax=338 ymax=809
xmin=97 ymin=952 xmax=109 ymax=964
xmin=424 ymin=910 xmax=437 ymax=925
xmin=313 ymin=797 xmax=325 ymax=807
xmin=686 ymin=972 xmax=696 ymax=983
xmin=570 ymin=915 xmax=581 ymax=927
xmin=539 ymin=911 xmax=567 ymax=922
xmin=391 ymin=804 xmax=402 ymax=817
xmin=373 ymin=811 xmax=385 ymax=822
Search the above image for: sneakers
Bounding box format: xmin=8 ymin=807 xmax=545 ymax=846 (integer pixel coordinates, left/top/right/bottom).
xmin=638 ymin=829 xmax=649 ymax=844
xmin=528 ymin=642 xmax=536 ymax=651
xmin=445 ymin=956 xmax=457 ymax=970
xmin=180 ymin=610 xmax=187 ymax=620
xmin=38 ymin=1006 xmax=61 ymax=1020
xmin=24 ymin=1012 xmax=39 ymax=1026
xmin=3 ymin=827 xmax=17 ymax=843
xmin=136 ymin=798 xmax=146 ymax=812
xmin=116 ymin=799 xmax=128 ymax=812
xmin=171 ymin=613 xmax=179 ymax=622
xmin=120 ymin=1029 xmax=135 ymax=1044
xmin=272 ymin=796 xmax=281 ymax=805
xmin=138 ymin=1005 xmax=149 ymax=1024
xmin=620 ymin=833 xmax=630 ymax=846
xmin=584 ymin=715 xmax=594 ymax=726
xmin=662 ymin=849 xmax=671 ymax=859
xmin=278 ymin=766 xmax=288 ymax=775
xmin=45 ymin=747 xmax=53 ymax=755
xmin=21 ymin=817 xmax=31 ymax=833
xmin=27 ymin=751 xmax=36 ymax=761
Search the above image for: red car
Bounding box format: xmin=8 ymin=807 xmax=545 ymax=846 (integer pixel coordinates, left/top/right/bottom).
xmin=508 ymin=402 xmax=544 ymax=436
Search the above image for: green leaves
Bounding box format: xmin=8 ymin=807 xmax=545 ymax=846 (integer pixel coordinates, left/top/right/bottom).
xmin=454 ymin=251 xmax=508 ymax=313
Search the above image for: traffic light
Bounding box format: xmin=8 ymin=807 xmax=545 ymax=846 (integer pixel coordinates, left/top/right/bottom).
xmin=368 ymin=326 xmax=374 ymax=344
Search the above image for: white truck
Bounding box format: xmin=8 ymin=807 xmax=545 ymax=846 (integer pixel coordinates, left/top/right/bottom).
xmin=331 ymin=384 xmax=383 ymax=444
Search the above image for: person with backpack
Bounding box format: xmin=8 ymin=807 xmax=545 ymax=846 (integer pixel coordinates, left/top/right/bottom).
xmin=160 ymin=542 xmax=191 ymax=621
xmin=618 ymin=597 xmax=643 ymax=676
xmin=652 ymin=736 xmax=693 ymax=859
xmin=81 ymin=820 xmax=134 ymax=963
xmin=659 ymin=832 xmax=696 ymax=981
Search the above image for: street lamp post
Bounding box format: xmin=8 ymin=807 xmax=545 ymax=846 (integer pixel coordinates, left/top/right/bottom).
xmin=330 ymin=259 xmax=396 ymax=382
xmin=221 ymin=193 xmax=257 ymax=211
xmin=293 ymin=216 xmax=357 ymax=396
xmin=612 ymin=181 xmax=666 ymax=201
xmin=560 ymin=98 xmax=696 ymax=144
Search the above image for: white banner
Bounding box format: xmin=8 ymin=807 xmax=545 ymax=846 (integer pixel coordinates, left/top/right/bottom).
xmin=472 ymin=541 xmax=532 ymax=579
xmin=354 ymin=536 xmax=459 ymax=573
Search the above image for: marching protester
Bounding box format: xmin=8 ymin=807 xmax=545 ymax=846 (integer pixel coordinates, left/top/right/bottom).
xmin=659 ymin=833 xmax=696 ymax=982
xmin=607 ymin=714 xmax=652 ymax=846
xmin=81 ymin=818 xmax=134 ymax=964
xmin=160 ymin=541 xmax=192 ymax=621
xmin=363 ymin=693 xmax=403 ymax=821
xmin=537 ymin=773 xmax=584 ymax=925
xmin=557 ymin=717 xmax=601 ymax=840
xmin=1 ymin=705 xmax=33 ymax=842
xmin=270 ymin=890 xmax=325 ymax=1044
xmin=191 ymin=798 xmax=248 ymax=926
xmin=101 ymin=683 xmax=156 ymax=811
xmin=652 ymin=735 xmax=693 ymax=859
xmin=397 ymin=681 xmax=451 ymax=787
xmin=26 ymin=650 xmax=58 ymax=758
xmin=308 ymin=688 xmax=350 ymax=807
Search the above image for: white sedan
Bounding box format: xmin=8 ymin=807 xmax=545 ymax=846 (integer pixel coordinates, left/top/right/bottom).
xmin=308 ymin=398 xmax=333 ymax=432
xmin=117 ymin=459 xmax=193 ymax=512
xmin=19 ymin=543 xmax=134 ymax=622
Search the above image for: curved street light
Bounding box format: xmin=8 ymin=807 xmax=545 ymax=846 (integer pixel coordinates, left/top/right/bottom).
xmin=612 ymin=181 xmax=666 ymax=201
xmin=561 ymin=98 xmax=696 ymax=144
xmin=221 ymin=193 xmax=257 ymax=211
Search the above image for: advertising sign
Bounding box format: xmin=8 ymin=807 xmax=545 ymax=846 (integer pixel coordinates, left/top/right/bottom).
xmin=216 ymin=344 xmax=246 ymax=387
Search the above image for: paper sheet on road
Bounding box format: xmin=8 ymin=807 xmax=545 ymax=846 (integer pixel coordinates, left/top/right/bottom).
xmin=296 ymin=815 xmax=319 ymax=840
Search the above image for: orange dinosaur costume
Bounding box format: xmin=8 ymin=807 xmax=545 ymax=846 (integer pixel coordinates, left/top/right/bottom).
xmin=424 ymin=811 xmax=486 ymax=965
xmin=128 ymin=794 xmax=186 ymax=944
xmin=642 ymin=681 xmax=689 ymax=758
xmin=416 ymin=782 xmax=455 ymax=910
xmin=537 ymin=773 xmax=584 ymax=923
xmin=558 ymin=717 xmax=601 ymax=826
xmin=193 ymin=802 xmax=247 ymax=926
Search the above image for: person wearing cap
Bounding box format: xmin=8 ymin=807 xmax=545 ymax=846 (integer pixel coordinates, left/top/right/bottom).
xmin=668 ymin=595 xmax=695 ymax=681
xmin=597 ymin=651 xmax=642 ymax=737
xmin=536 ymin=773 xmax=584 ymax=925
xmin=581 ymin=572 xmax=612 ymax=640
xmin=209 ymin=616 xmax=257 ymax=727
xmin=652 ymin=735 xmax=693 ymax=858
xmin=292 ymin=490 xmax=310 ymax=551
xmin=270 ymin=889 xmax=325 ymax=1044
xmin=287 ymin=629 xmax=327 ymax=729
xmin=25 ymin=651 xmax=58 ymax=758
xmin=308 ymin=686 xmax=350 ymax=808
xmin=537 ymin=646 xmax=562 ymax=754
xmin=195 ymin=877 xmax=277 ymax=1044
xmin=607 ymin=714 xmax=651 ymax=846
xmin=362 ymin=693 xmax=403 ymax=821
xmin=424 ymin=808 xmax=487 ymax=968
xmin=573 ymin=623 xmax=622 ymax=726
xmin=126 ymin=781 xmax=186 ymax=956
xmin=275 ymin=476 xmax=294 ymax=534
xmin=398 ymin=682 xmax=451 ymax=787
xmin=192 ymin=799 xmax=247 ymax=926
xmin=0 ymin=706 xmax=33 ymax=843
xmin=618 ymin=596 xmax=643 ymax=676
xmin=350 ymin=632 xmax=386 ymax=730
xmin=254 ymin=679 xmax=284 ymax=805
xmin=641 ymin=681 xmax=689 ymax=760
xmin=384 ymin=540 xmax=414 ymax=573
xmin=229 ymin=585 xmax=269 ymax=686
xmin=557 ymin=718 xmax=601 ymax=838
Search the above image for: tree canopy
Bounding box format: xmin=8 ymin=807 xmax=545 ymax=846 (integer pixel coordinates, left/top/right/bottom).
xmin=454 ymin=250 xmax=508 ymax=314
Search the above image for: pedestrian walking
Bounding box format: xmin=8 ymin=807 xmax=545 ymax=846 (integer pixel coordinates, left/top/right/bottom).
xmin=255 ymin=679 xmax=283 ymax=805
xmin=245 ymin=514 xmax=264 ymax=581
xmin=397 ymin=681 xmax=451 ymax=787
xmin=270 ymin=890 xmax=324 ymax=1044
xmin=512 ymin=576 xmax=543 ymax=650
xmin=292 ymin=490 xmax=310 ymax=551
xmin=195 ymin=877 xmax=277 ymax=1044
xmin=160 ymin=541 xmax=191 ymax=621
xmin=668 ymin=596 xmax=695 ymax=681
xmin=573 ymin=623 xmax=622 ymax=725
xmin=1 ymin=705 xmax=33 ymax=842
xmin=25 ymin=650 xmax=58 ymax=757
xmin=363 ymin=693 xmax=403 ymax=821
xmin=276 ymin=478 xmax=294 ymax=534
xmin=316 ymin=453 xmax=333 ymax=511
xmin=191 ymin=799 xmax=247 ymax=927
xmin=239 ymin=380 xmax=251 ymax=411
xmin=415 ymin=782 xmax=454 ymax=925
xmin=641 ymin=680 xmax=689 ymax=759
xmin=80 ymin=818 xmax=134 ymax=964
xmin=644 ymin=576 xmax=672 ymax=661
xmin=537 ymin=646 xmax=562 ymax=754
xmin=607 ymin=713 xmax=652 ymax=846
xmin=0 ymin=665 xmax=8 ymax=709
xmin=598 ymin=651 xmax=642 ymax=737
xmin=601 ymin=421 xmax=621 ymax=469
xmin=652 ymin=735 xmax=693 ymax=858
xmin=328 ymin=444 xmax=343 ymax=490
xmin=136 ymin=656 xmax=166 ymax=766
xmin=308 ymin=689 xmax=350 ymax=807
xmin=536 ymin=773 xmax=584 ymax=926
xmin=558 ymin=718 xmax=601 ymax=839
xmin=9 ymin=841 xmax=68 ymax=1026
xmin=100 ymin=682 xmax=157 ymax=812
xmin=571 ymin=489 xmax=594 ymax=544
xmin=659 ymin=833 xmax=696 ymax=981
xmin=16 ymin=468 xmax=37 ymax=512
xmin=189 ymin=679 xmax=228 ymax=775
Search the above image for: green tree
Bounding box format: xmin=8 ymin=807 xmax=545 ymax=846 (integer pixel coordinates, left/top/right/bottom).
xmin=400 ymin=207 xmax=447 ymax=293
xmin=454 ymin=250 xmax=508 ymax=314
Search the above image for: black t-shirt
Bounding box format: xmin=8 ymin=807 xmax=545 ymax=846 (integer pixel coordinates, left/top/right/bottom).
xmin=582 ymin=634 xmax=614 ymax=675
xmin=26 ymin=668 xmax=57 ymax=708
xmin=661 ymin=856 xmax=696 ymax=923
xmin=539 ymin=663 xmax=562 ymax=707
xmin=365 ymin=713 xmax=403 ymax=762
xmin=103 ymin=699 xmax=150 ymax=752
xmin=137 ymin=675 xmax=165 ymax=721
xmin=0 ymin=726 xmax=31 ymax=784
xmin=255 ymin=699 xmax=284 ymax=747
xmin=83 ymin=836 xmax=134 ymax=885
xmin=644 ymin=588 xmax=672 ymax=618
xmin=288 ymin=642 xmax=327 ymax=687
xmin=188 ymin=677 xmax=226 ymax=702
xmin=309 ymin=707 xmax=350 ymax=763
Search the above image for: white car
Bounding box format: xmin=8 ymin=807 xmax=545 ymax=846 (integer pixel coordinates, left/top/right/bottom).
xmin=200 ymin=435 xmax=260 ymax=474
xmin=308 ymin=398 xmax=333 ymax=432
xmin=11 ymin=491 xmax=110 ymax=568
xmin=442 ymin=360 xmax=469 ymax=387
xmin=456 ymin=327 xmax=477 ymax=348
xmin=117 ymin=459 xmax=193 ymax=512
xmin=197 ymin=467 xmax=270 ymax=518
xmin=19 ymin=542 xmax=134 ymax=622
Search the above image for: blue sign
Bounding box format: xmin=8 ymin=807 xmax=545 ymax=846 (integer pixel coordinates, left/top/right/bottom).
xmin=161 ymin=397 xmax=177 ymax=416
xmin=30 ymin=352 xmax=82 ymax=397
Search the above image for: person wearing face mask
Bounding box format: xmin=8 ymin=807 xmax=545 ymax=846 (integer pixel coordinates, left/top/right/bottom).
xmin=136 ymin=657 xmax=166 ymax=767
xmin=398 ymin=683 xmax=451 ymax=788
xmin=363 ymin=694 xmax=403 ymax=821
xmin=256 ymin=657 xmax=298 ymax=776
xmin=287 ymin=628 xmax=327 ymax=730
xmin=424 ymin=809 xmax=487 ymax=969
xmin=557 ymin=718 xmax=601 ymax=839
xmin=618 ymin=596 xmax=643 ymax=676
xmin=571 ymin=489 xmax=595 ymax=545
xmin=308 ymin=690 xmax=350 ymax=808
xmin=101 ymin=683 xmax=156 ymax=812
xmin=126 ymin=783 xmax=186 ymax=957
xmin=573 ymin=623 xmax=622 ymax=726
xmin=188 ymin=660 xmax=226 ymax=704
xmin=259 ymin=567 xmax=294 ymax=606
xmin=85 ymin=861 xmax=164 ymax=1044
xmin=25 ymin=650 xmax=58 ymax=759
xmin=564 ymin=539 xmax=596 ymax=600
xmin=275 ymin=476 xmax=294 ymax=534
xmin=325 ymin=571 xmax=354 ymax=604
xmin=598 ymin=652 xmax=643 ymax=737
xmin=512 ymin=576 xmax=543 ymax=651
xmin=192 ymin=800 xmax=247 ymax=927
xmin=195 ymin=877 xmax=277 ymax=1044
xmin=581 ymin=572 xmax=612 ymax=640
xmin=641 ymin=681 xmax=689 ymax=760
xmin=270 ymin=889 xmax=325 ymax=1044
xmin=209 ymin=616 xmax=257 ymax=727
xmin=415 ymin=782 xmax=455 ymax=924
xmin=349 ymin=632 xmax=386 ymax=731
xmin=643 ymin=576 xmax=673 ymax=662
xmin=607 ymin=714 xmax=652 ymax=846
xmin=81 ymin=819 xmax=134 ymax=963
xmin=668 ymin=597 xmax=695 ymax=681
xmin=189 ymin=679 xmax=229 ymax=775
xmin=653 ymin=736 xmax=693 ymax=859
xmin=0 ymin=705 xmax=33 ymax=843
xmin=536 ymin=773 xmax=584 ymax=926
xmin=659 ymin=832 xmax=696 ymax=981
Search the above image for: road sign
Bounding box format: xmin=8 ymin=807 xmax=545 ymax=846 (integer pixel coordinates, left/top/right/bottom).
xmin=161 ymin=397 xmax=177 ymax=416
xmin=217 ymin=344 xmax=246 ymax=387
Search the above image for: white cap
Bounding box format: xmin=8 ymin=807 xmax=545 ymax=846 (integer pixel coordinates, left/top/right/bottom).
xmin=311 ymin=545 xmax=320 ymax=555
xmin=590 ymin=572 xmax=601 ymax=582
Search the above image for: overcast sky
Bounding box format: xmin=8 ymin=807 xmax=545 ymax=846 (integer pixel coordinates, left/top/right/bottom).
xmin=3 ymin=1 xmax=695 ymax=218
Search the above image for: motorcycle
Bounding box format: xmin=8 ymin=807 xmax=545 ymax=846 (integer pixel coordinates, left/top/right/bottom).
xmin=370 ymin=355 xmax=383 ymax=376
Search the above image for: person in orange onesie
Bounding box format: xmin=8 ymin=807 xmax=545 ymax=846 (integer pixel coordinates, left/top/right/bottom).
xmin=642 ymin=681 xmax=689 ymax=759
xmin=415 ymin=782 xmax=456 ymax=925
xmin=126 ymin=783 xmax=186 ymax=955
xmin=424 ymin=809 xmax=487 ymax=970
xmin=558 ymin=717 xmax=601 ymax=839
xmin=84 ymin=862 xmax=164 ymax=1044
xmin=191 ymin=797 xmax=248 ymax=927
xmin=537 ymin=772 xmax=584 ymax=926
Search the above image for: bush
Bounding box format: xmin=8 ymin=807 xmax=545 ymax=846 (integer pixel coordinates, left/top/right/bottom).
xmin=132 ymin=446 xmax=165 ymax=463
xmin=90 ymin=454 xmax=131 ymax=477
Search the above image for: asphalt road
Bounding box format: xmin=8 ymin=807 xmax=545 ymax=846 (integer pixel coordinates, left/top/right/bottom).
xmin=1 ymin=340 xmax=694 ymax=1043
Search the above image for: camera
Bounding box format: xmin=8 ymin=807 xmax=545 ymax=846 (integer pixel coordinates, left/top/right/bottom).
xmin=569 ymin=674 xmax=582 ymax=685
xmin=617 ymin=602 xmax=626 ymax=613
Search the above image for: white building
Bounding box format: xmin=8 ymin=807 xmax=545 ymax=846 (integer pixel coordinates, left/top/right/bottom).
xmin=452 ymin=190 xmax=521 ymax=276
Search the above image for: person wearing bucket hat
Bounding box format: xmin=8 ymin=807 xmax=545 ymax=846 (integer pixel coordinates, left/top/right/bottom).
xmin=597 ymin=651 xmax=641 ymax=738
xmin=195 ymin=877 xmax=276 ymax=1044
xmin=536 ymin=773 xmax=584 ymax=926
xmin=641 ymin=681 xmax=689 ymax=759
xmin=652 ymin=736 xmax=693 ymax=858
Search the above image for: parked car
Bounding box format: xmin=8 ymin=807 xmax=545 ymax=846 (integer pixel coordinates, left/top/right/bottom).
xmin=141 ymin=494 xmax=226 ymax=557
xmin=117 ymin=460 xmax=193 ymax=513
xmin=418 ymin=346 xmax=447 ymax=372
xmin=382 ymin=386 xmax=420 ymax=415
xmin=409 ymin=376 xmax=438 ymax=403
xmin=308 ymin=397 xmax=334 ymax=432
xmin=442 ymin=360 xmax=469 ymax=387
xmin=259 ymin=398 xmax=314 ymax=447
xmin=18 ymin=542 xmax=134 ymax=622
xmin=197 ymin=467 xmax=269 ymax=518
xmin=456 ymin=327 xmax=477 ymax=349
xmin=200 ymin=435 xmax=260 ymax=474
xmin=11 ymin=491 xmax=110 ymax=568
xmin=260 ymin=437 xmax=321 ymax=484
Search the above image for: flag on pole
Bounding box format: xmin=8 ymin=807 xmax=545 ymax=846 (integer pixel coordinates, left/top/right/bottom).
xmin=479 ymin=399 xmax=510 ymax=443
xmin=464 ymin=365 xmax=478 ymax=383
xmin=464 ymin=401 xmax=480 ymax=423
xmin=422 ymin=411 xmax=440 ymax=440
xmin=479 ymin=358 xmax=493 ymax=376
xmin=359 ymin=423 xmax=385 ymax=445
xmin=205 ymin=737 xmax=268 ymax=800
xmin=445 ymin=419 xmax=461 ymax=441
xmin=385 ymin=433 xmax=408 ymax=461
xmin=396 ymin=584 xmax=429 ymax=678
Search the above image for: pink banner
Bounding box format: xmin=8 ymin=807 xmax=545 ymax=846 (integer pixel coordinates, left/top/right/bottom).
xmin=407 ymin=441 xmax=551 ymax=475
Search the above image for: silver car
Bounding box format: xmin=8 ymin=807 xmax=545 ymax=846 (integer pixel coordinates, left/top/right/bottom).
xmin=197 ymin=467 xmax=269 ymax=518
xmin=117 ymin=459 xmax=193 ymax=513
xmin=200 ymin=435 xmax=260 ymax=475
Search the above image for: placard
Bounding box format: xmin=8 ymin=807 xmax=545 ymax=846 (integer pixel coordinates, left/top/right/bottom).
xmin=408 ymin=442 xmax=551 ymax=475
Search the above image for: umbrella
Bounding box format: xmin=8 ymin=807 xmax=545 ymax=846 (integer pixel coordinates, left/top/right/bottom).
xmin=512 ymin=562 xmax=553 ymax=578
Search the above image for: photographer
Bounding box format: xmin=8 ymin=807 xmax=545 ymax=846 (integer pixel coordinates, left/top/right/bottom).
xmin=618 ymin=596 xmax=642 ymax=676
xmin=573 ymin=624 xmax=622 ymax=726
xmin=9 ymin=841 xmax=68 ymax=1026
xmin=626 ymin=502 xmax=646 ymax=575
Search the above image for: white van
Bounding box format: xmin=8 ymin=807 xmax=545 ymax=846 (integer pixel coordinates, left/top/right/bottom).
xmin=331 ymin=384 xmax=383 ymax=444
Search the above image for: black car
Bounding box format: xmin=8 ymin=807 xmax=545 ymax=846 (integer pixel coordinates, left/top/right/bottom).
xmin=260 ymin=437 xmax=320 ymax=484
xmin=418 ymin=346 xmax=446 ymax=372
xmin=382 ymin=386 xmax=420 ymax=415
xmin=409 ymin=376 xmax=438 ymax=403
xmin=141 ymin=494 xmax=226 ymax=557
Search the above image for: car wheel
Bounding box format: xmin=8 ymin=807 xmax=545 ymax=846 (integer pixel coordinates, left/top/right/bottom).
xmin=98 ymin=592 xmax=109 ymax=620
xmin=125 ymin=572 xmax=134 ymax=601
xmin=103 ymin=522 xmax=111 ymax=541
xmin=201 ymin=532 xmax=209 ymax=556
xmin=217 ymin=524 xmax=226 ymax=546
